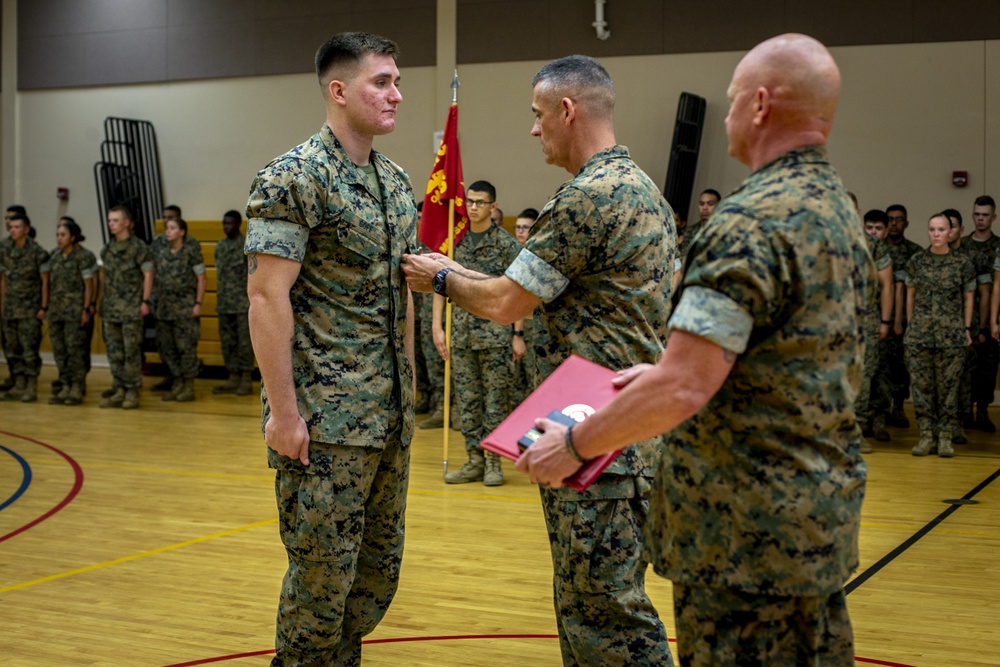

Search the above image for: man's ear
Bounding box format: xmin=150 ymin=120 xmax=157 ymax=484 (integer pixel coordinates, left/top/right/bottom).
xmin=561 ymin=97 xmax=576 ymax=125
xmin=752 ymin=86 xmax=770 ymax=127
xmin=328 ymin=77 xmax=348 ymax=107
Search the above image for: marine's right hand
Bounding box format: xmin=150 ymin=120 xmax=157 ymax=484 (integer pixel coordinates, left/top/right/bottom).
xmin=264 ymin=414 xmax=311 ymax=465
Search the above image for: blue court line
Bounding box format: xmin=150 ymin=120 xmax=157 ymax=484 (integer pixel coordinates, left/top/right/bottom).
xmin=0 ymin=443 xmax=33 ymax=511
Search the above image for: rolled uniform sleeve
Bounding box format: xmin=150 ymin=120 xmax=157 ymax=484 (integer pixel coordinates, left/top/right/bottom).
xmin=505 ymin=247 xmax=569 ymax=303
xmin=245 ymin=162 xmax=320 ymax=263
xmin=669 ymin=286 xmax=753 ymax=354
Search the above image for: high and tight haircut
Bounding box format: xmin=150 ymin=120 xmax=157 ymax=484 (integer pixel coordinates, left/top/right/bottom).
xmin=315 ymin=32 xmax=399 ymax=87
xmin=467 ymin=180 xmax=496 ymax=201
xmin=58 ymin=217 xmax=85 ymax=243
xmin=517 ymin=208 xmax=540 ymax=220
xmin=886 ymin=204 xmax=907 ymax=219
xmin=863 ymin=209 xmax=888 ymax=224
xmin=223 ymin=209 xmax=243 ymax=223
xmin=109 ymin=204 xmax=134 ymax=221
xmin=974 ymin=195 xmax=996 ymax=211
xmin=941 ymin=208 xmax=962 ymax=226
xmin=164 ymin=204 xmax=182 ymax=217
xmin=5 ymin=204 xmax=26 ymax=216
xmin=532 ymin=55 xmax=615 ymax=117
xmin=701 ymin=188 xmax=722 ymax=201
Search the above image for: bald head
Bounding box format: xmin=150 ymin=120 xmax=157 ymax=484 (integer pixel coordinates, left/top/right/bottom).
xmin=726 ymin=34 xmax=841 ymax=169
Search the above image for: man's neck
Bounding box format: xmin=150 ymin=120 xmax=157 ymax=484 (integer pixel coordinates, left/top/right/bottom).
xmin=114 ymin=231 xmax=131 ymax=242
xmin=565 ymin=126 xmax=616 ymax=175
xmin=327 ymin=117 xmax=373 ymax=166
xmin=13 ymin=237 xmax=26 ymax=248
xmin=469 ymin=219 xmax=492 ymax=233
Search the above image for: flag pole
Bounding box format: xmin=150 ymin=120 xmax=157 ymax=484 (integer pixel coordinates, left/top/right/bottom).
xmin=442 ymin=70 xmax=460 ymax=479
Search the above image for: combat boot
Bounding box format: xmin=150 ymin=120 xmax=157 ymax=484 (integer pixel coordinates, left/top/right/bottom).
xmin=1 ymin=375 xmax=26 ymax=401
xmin=101 ymin=385 xmax=120 ymax=398
xmin=161 ymin=378 xmax=183 ymax=402
xmin=888 ymin=403 xmax=910 ymax=428
xmin=952 ymin=425 xmax=968 ymax=445
xmin=175 ymin=378 xmax=195 ymax=402
xmin=873 ymin=415 xmax=890 ymax=442
xmin=235 ymin=371 xmax=253 ymax=396
xmin=100 ymin=387 xmax=125 ymax=408
xmin=64 ymin=383 xmax=84 ymax=405
xmin=483 ymin=453 xmax=504 ymax=486
xmin=48 ymin=382 xmax=71 ymax=405
xmin=121 ymin=388 xmax=140 ymax=410
xmin=414 ymin=392 xmax=431 ymax=414
xmin=212 ymin=373 xmax=240 ymax=394
xmin=444 ymin=449 xmax=485 ymax=484
xmin=20 ymin=377 xmax=38 ymax=403
xmin=51 ymin=377 xmax=65 ymax=392
xmin=152 ymin=375 xmax=174 ymax=391
xmin=859 ymin=438 xmax=873 ymax=454
xmin=0 ymin=375 xmax=14 ymax=391
xmin=911 ymin=433 xmax=936 ymax=456
xmin=937 ymin=434 xmax=955 ymax=458
xmin=419 ymin=405 xmax=445 ymax=429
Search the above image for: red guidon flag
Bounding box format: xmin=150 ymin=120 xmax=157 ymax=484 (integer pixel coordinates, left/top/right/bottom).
xmin=418 ymin=104 xmax=469 ymax=254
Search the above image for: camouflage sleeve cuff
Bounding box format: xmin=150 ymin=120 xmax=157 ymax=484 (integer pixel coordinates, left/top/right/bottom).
xmin=40 ymin=261 xmax=52 ymax=273
xmin=81 ymin=267 xmax=96 ymax=280
xmin=668 ymin=286 xmax=753 ymax=354
xmin=965 ymin=279 xmax=977 ymax=292
xmin=141 ymin=260 xmax=155 ymax=273
xmin=876 ymin=254 xmax=891 ymax=271
xmin=900 ymin=270 xmax=911 ymax=286
xmin=245 ymin=218 xmax=309 ymax=263
xmin=193 ymin=263 xmax=206 ymax=276
xmin=505 ymin=247 xmax=570 ymax=303
xmin=977 ymin=272 xmax=992 ymax=285
xmin=673 ymin=257 xmax=682 ymax=273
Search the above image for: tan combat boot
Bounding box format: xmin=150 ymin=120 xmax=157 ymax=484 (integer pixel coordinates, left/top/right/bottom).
xmin=64 ymin=383 xmax=84 ymax=405
xmin=121 ymin=387 xmax=140 ymax=410
xmin=444 ymin=449 xmax=485 ymax=484
xmin=937 ymin=434 xmax=955 ymax=458
xmin=212 ymin=373 xmax=240 ymax=394
xmin=483 ymin=453 xmax=504 ymax=486
xmin=235 ymin=371 xmax=253 ymax=396
xmin=175 ymin=378 xmax=195 ymax=402
xmin=49 ymin=382 xmax=71 ymax=405
xmin=911 ymin=433 xmax=936 ymax=456
xmin=100 ymin=387 xmax=125 ymax=408
xmin=161 ymin=378 xmax=183 ymax=402
xmin=419 ymin=404 xmax=445 ymax=429
xmin=20 ymin=377 xmax=38 ymax=403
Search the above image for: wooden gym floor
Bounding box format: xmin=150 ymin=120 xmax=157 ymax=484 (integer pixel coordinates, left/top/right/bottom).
xmin=1 ymin=365 xmax=998 ymax=666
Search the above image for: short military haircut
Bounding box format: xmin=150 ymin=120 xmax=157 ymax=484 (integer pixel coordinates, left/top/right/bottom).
xmin=517 ymin=208 xmax=539 ymax=220
xmin=941 ymin=208 xmax=962 ymax=225
xmin=532 ymin=55 xmax=615 ymax=119
xmin=974 ymin=195 xmax=996 ymax=210
xmin=863 ymin=209 xmax=888 ymax=224
xmin=701 ymin=189 xmax=721 ymax=201
xmin=109 ymin=204 xmax=134 ymax=221
xmin=164 ymin=204 xmax=182 ymax=217
xmin=5 ymin=204 xmax=26 ymax=216
xmin=223 ymin=209 xmax=243 ymax=222
xmin=467 ymin=180 xmax=496 ymax=201
xmin=315 ymin=32 xmax=399 ymax=90
xmin=886 ymin=204 xmax=907 ymax=218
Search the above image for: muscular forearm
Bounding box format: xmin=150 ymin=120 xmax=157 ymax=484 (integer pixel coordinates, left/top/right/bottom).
xmin=878 ymin=268 xmax=893 ymax=323
xmin=446 ymin=272 xmax=538 ymax=325
xmin=249 ymin=294 xmax=300 ymax=422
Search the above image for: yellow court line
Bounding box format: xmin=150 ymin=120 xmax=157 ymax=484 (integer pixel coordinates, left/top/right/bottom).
xmin=0 ymin=518 xmax=277 ymax=594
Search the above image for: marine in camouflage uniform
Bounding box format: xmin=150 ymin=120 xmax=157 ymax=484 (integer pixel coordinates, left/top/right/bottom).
xmin=880 ymin=231 xmax=922 ymax=421
xmin=964 ymin=230 xmax=1000 ymax=428
xmin=153 ymin=228 xmax=205 ymax=398
xmin=656 ymin=145 xmax=872 ymax=666
xmin=504 ymin=144 xmax=675 ymax=666
xmin=902 ymin=247 xmax=975 ymax=455
xmin=214 ymin=214 xmax=254 ymax=393
xmin=47 ymin=242 xmax=98 ymax=401
xmin=245 ymin=97 xmax=416 ymax=667
xmin=447 ymin=219 xmax=522 ymax=485
xmin=951 ymin=235 xmax=992 ymax=429
xmin=856 ymin=234 xmax=892 ymax=446
xmin=0 ymin=224 xmax=50 ymax=400
xmin=99 ymin=213 xmax=155 ymax=399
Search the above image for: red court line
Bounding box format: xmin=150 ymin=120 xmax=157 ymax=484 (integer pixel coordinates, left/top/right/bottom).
xmin=0 ymin=428 xmax=85 ymax=543
xmin=162 ymin=635 xmax=917 ymax=667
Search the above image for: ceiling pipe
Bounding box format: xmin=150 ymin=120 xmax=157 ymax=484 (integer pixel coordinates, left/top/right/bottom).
xmin=593 ymin=0 xmax=611 ymax=40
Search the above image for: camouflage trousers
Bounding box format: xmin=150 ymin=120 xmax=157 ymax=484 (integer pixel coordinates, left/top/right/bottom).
xmin=958 ymin=346 xmax=976 ymax=419
xmin=271 ymin=434 xmax=410 ymax=667
xmin=876 ymin=334 xmax=910 ymax=408
xmin=540 ymin=475 xmax=672 ymax=667
xmin=156 ymin=316 xmax=200 ymax=379
xmin=102 ymin=319 xmax=144 ymax=389
xmin=1 ymin=317 xmax=42 ymax=377
xmin=904 ymin=345 xmax=964 ymax=435
xmin=49 ymin=319 xmax=88 ymax=384
xmin=453 ymin=345 xmax=513 ymax=452
xmin=412 ymin=295 xmax=430 ymax=401
xmin=971 ymin=338 xmax=999 ymax=407
xmin=854 ymin=324 xmax=882 ymax=425
xmin=510 ymin=358 xmax=532 ymax=410
xmin=218 ymin=312 xmax=253 ymax=374
xmin=672 ymin=583 xmax=854 ymax=666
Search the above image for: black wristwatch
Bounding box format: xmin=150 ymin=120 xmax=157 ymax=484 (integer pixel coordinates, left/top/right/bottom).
xmin=432 ymin=268 xmax=453 ymax=296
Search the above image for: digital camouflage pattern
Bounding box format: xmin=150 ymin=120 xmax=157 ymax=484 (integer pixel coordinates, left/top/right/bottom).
xmin=954 ymin=240 xmax=992 ymax=418
xmin=215 ymin=232 xmax=250 ymax=314
xmin=218 ymin=313 xmax=253 ymax=374
xmin=99 ymin=235 xmax=153 ymax=322
xmin=418 ymin=288 xmax=445 ymax=409
xmin=905 ymin=346 xmax=965 ymax=435
xmin=451 ymin=226 xmax=521 ymax=350
xmin=855 ymin=235 xmax=891 ymax=425
xmin=47 ymin=244 xmax=98 ymax=384
xmin=879 ymin=235 xmax=922 ymax=409
xmin=153 ymin=237 xmax=205 ymax=320
xmin=156 ymin=316 xmax=201 ymax=379
xmin=102 ymin=319 xmax=145 ymax=389
xmin=245 ymin=124 xmax=416 ymax=452
xmin=505 ymin=144 xmax=675 ymax=664
xmin=0 ymin=237 xmax=50 ymax=378
xmin=657 ymin=146 xmax=872 ymax=597
xmin=677 ymin=217 xmax=706 ymax=271
xmin=0 ymin=236 xmax=50 ymax=318
xmin=245 ymin=124 xmax=416 ymax=667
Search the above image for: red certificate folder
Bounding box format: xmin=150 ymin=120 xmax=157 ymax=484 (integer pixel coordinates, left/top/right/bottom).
xmin=480 ymin=354 xmax=622 ymax=491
